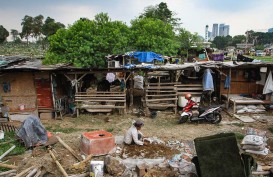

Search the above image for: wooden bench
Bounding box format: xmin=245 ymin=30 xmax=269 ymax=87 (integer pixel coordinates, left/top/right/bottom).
xmin=75 ymin=92 xmax=126 ymax=117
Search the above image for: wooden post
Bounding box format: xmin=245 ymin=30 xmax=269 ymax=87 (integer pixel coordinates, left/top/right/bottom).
xmin=129 ymin=71 xmax=134 ymax=108
xmin=226 ymin=68 xmax=231 ymax=109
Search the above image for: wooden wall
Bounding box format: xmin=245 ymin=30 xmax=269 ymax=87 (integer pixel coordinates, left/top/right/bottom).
xmin=0 ymin=72 xmax=37 ymax=112
xmin=220 ymin=69 xmax=263 ymax=95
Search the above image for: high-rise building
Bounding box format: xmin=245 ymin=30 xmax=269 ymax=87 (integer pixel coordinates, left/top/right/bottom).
xmin=219 ymin=24 xmax=225 ymax=36
xmin=268 ymin=28 xmax=273 ymax=33
xmin=212 ymin=24 xmax=218 ymax=38
xmin=218 ymin=24 xmax=230 ymax=37
xmin=205 ymin=25 xmax=209 ymax=42
xmin=223 ymin=25 xmax=230 ymax=36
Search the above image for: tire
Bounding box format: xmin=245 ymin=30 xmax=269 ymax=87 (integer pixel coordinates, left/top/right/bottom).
xmin=179 ymin=115 xmax=188 ymax=124
xmin=212 ymin=112 xmax=222 ymax=124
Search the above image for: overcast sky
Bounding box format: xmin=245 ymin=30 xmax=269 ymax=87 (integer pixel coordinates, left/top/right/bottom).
xmin=1 ymin=0 xmax=273 ymax=37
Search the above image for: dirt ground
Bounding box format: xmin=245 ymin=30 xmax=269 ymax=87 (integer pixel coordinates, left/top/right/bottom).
xmin=3 ymin=110 xmax=273 ymax=176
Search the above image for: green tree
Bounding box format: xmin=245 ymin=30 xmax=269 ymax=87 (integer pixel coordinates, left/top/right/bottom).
xmin=139 ymin=2 xmax=181 ymax=28
xmin=20 ymin=15 xmax=33 ymax=44
xmin=130 ymin=17 xmax=178 ymax=56
xmin=10 ymin=29 xmax=19 ymax=42
xmin=42 ymin=17 xmax=65 ymax=39
xmin=32 ymin=15 xmax=44 ymax=41
xmin=44 ymin=13 xmax=130 ymax=67
xmin=231 ymin=35 xmax=245 ymax=46
xmin=176 ymin=28 xmax=202 ymax=58
xmin=212 ymin=36 xmax=229 ymax=49
xmin=0 ymin=25 xmax=9 ymax=43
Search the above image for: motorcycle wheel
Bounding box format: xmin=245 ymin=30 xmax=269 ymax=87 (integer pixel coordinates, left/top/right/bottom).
xmin=179 ymin=115 xmax=188 ymax=124
xmin=212 ymin=113 xmax=222 ymax=124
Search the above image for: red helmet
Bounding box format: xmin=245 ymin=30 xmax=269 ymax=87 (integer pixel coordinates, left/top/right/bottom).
xmin=185 ymin=93 xmax=192 ymax=100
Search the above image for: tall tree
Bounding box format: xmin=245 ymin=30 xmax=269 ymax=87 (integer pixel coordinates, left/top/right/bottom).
xmin=176 ymin=28 xmax=202 ymax=58
xmin=20 ymin=15 xmax=33 ymax=44
xmin=42 ymin=17 xmax=65 ymax=39
xmin=32 ymin=15 xmax=44 ymax=41
xmin=231 ymin=35 xmax=245 ymax=46
xmin=130 ymin=17 xmax=178 ymax=56
xmin=0 ymin=25 xmax=9 ymax=43
xmin=10 ymin=29 xmax=19 ymax=41
xmin=139 ymin=2 xmax=181 ymax=28
xmin=212 ymin=36 xmax=229 ymax=49
xmin=44 ymin=13 xmax=130 ymax=67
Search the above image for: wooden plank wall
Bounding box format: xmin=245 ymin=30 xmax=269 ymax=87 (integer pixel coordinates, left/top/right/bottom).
xmin=0 ymin=72 xmax=37 ymax=113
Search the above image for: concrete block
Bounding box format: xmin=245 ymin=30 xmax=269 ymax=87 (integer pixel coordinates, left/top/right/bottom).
xmin=80 ymin=130 xmax=115 ymax=156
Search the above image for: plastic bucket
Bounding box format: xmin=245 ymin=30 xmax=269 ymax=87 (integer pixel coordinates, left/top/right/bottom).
xmin=90 ymin=161 xmax=104 ymax=177
xmin=0 ymin=130 xmax=4 ymax=140
xmin=19 ymin=104 xmax=25 ymax=111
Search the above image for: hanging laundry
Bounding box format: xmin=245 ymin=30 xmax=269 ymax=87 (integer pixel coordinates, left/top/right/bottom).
xmin=106 ymin=73 xmax=115 ymax=83
xmin=263 ymin=72 xmax=273 ymax=94
xmin=202 ymin=69 xmax=214 ymax=91
xmin=224 ymin=75 xmax=231 ymax=89
xmin=3 ymin=82 xmax=11 ymax=93
xmin=256 ymin=73 xmax=266 ymax=85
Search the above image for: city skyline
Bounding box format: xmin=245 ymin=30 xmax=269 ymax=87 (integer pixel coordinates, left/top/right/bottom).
xmin=1 ymin=0 xmax=273 ymax=37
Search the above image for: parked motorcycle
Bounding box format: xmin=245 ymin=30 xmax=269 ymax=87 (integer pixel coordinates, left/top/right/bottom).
xmin=179 ymin=106 xmax=222 ymax=124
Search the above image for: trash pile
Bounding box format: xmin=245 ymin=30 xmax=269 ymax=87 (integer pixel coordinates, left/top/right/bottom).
xmin=241 ymin=127 xmax=270 ymax=155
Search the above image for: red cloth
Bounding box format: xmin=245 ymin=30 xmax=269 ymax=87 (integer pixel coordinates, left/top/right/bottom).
xmin=183 ymin=99 xmax=196 ymax=112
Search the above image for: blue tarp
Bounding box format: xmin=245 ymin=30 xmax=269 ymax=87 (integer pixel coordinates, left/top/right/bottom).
xmin=128 ymin=52 xmax=163 ymax=63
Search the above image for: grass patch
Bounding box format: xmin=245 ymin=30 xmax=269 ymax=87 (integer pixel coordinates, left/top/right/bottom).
xmin=0 ymin=131 xmax=26 ymax=171
xmin=45 ymin=126 xmax=81 ymax=133
xmin=85 ymin=128 xmax=99 ymax=132
xmin=106 ymin=127 xmax=114 ymax=132
xmin=232 ymin=122 xmax=244 ymax=127
xmin=234 ymin=132 xmax=245 ymax=141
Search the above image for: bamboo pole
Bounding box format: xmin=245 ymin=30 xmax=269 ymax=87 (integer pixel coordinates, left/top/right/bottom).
xmin=49 ymin=149 xmax=69 ymax=177
xmin=0 ymin=145 xmax=16 ymax=160
xmin=0 ymin=169 xmax=16 ymax=176
xmin=56 ymin=136 xmax=82 ymax=161
xmin=0 ymin=162 xmax=17 ymax=169
xmin=14 ymin=166 xmax=34 ymax=177
xmin=33 ymin=169 xmax=41 ymax=177
xmin=226 ymin=68 xmax=231 ymax=109
xmin=26 ymin=168 xmax=38 ymax=177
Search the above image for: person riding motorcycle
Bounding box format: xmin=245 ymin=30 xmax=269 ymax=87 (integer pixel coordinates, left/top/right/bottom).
xmin=182 ymin=93 xmax=197 ymax=113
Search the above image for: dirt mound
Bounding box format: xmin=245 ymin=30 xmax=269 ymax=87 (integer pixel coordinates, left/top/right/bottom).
xmin=121 ymin=143 xmax=180 ymax=159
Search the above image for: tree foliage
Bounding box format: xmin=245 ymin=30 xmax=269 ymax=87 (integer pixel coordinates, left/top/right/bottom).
xmin=44 ymin=13 xmax=130 ymax=67
xmin=130 ymin=18 xmax=178 ymax=56
xmin=32 ymin=15 xmax=44 ymax=40
xmin=0 ymin=25 xmax=9 ymax=43
xmin=10 ymin=29 xmax=19 ymax=42
xmin=139 ymin=2 xmax=181 ymax=28
xmin=20 ymin=15 xmax=33 ymax=43
xmin=231 ymin=35 xmax=245 ymax=46
xmin=42 ymin=17 xmax=65 ymax=39
xmin=177 ymin=28 xmax=202 ymax=57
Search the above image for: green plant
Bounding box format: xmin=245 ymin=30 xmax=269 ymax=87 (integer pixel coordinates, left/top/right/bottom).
xmin=232 ymin=122 xmax=244 ymax=127
xmin=0 ymin=131 xmax=26 ymax=171
xmin=234 ymin=132 xmax=244 ymax=141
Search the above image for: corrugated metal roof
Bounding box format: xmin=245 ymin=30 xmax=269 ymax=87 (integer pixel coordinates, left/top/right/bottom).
xmin=0 ymin=55 xmax=273 ymax=71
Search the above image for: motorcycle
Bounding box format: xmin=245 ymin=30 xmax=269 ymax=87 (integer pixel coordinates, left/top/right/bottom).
xmin=179 ymin=106 xmax=222 ymax=124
